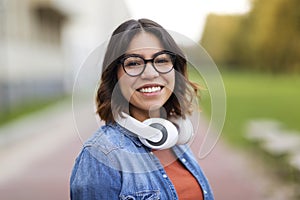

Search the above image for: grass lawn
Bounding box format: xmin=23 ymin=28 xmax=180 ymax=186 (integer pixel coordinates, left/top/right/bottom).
xmin=189 ymin=69 xmax=300 ymax=146
xmin=0 ymin=95 xmax=69 ymax=128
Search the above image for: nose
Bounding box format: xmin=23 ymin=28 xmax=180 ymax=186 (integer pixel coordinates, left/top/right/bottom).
xmin=140 ymin=61 xmax=159 ymax=79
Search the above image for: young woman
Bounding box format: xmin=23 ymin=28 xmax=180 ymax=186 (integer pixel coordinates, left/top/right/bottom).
xmin=70 ymin=18 xmax=214 ymax=200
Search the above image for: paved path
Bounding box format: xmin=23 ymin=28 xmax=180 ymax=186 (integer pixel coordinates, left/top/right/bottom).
xmin=0 ymin=100 xmax=294 ymax=200
xmin=0 ymin=100 xmax=97 ymax=200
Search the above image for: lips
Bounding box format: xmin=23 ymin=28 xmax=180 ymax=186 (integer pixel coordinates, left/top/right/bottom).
xmin=137 ymin=85 xmax=163 ymax=93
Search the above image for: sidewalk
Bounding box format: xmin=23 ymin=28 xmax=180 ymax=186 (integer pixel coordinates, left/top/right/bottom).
xmin=189 ymin=116 xmax=297 ymax=200
xmin=0 ymin=100 xmax=97 ymax=200
xmin=0 ymin=100 xmax=293 ymax=199
xmin=194 ymin=138 xmax=295 ymax=200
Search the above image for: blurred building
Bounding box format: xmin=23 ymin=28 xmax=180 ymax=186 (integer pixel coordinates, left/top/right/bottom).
xmin=0 ymin=0 xmax=130 ymax=114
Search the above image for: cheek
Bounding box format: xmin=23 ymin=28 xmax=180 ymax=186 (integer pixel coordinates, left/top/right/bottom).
xmin=117 ymin=68 xmax=134 ymax=101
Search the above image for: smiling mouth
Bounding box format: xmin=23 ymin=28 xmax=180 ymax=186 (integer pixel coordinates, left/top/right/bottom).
xmin=137 ymin=86 xmax=163 ymax=93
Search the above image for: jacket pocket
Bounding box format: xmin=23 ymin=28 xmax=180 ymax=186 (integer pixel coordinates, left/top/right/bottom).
xmin=120 ymin=190 xmax=160 ymax=200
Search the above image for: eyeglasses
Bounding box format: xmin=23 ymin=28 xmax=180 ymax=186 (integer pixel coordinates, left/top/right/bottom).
xmin=119 ymin=51 xmax=176 ymax=77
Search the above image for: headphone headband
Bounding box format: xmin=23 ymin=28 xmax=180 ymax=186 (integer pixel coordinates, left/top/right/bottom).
xmin=116 ymin=113 xmax=163 ymax=142
xmin=115 ymin=112 xmax=193 ymax=150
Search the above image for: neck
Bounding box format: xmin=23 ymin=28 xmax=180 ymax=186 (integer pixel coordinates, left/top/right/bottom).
xmin=129 ymin=107 xmax=161 ymax=122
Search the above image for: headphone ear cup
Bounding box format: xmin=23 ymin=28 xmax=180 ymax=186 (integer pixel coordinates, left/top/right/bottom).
xmin=142 ymin=118 xmax=178 ymax=150
xmin=169 ymin=117 xmax=194 ymax=145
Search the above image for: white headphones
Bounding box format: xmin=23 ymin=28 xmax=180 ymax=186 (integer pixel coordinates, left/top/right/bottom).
xmin=116 ymin=113 xmax=194 ymax=150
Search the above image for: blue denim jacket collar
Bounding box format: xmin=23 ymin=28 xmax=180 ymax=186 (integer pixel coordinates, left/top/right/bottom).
xmin=108 ymin=122 xmax=145 ymax=148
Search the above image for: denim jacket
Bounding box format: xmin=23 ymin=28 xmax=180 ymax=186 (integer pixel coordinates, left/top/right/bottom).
xmin=70 ymin=123 xmax=214 ymax=200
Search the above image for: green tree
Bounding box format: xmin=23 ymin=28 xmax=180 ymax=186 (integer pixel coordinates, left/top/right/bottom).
xmin=201 ymin=14 xmax=244 ymax=68
xmin=201 ymin=0 xmax=300 ymax=73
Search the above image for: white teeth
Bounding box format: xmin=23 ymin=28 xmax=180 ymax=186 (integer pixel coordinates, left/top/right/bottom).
xmin=139 ymin=86 xmax=161 ymax=93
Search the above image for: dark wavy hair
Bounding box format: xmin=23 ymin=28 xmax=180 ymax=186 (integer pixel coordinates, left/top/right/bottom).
xmin=96 ymin=18 xmax=198 ymax=124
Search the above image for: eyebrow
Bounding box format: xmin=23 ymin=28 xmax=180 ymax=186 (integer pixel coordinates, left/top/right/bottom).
xmin=123 ymin=50 xmax=170 ymax=59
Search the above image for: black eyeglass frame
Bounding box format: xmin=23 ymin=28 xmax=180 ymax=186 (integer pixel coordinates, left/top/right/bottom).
xmin=119 ymin=50 xmax=176 ymax=77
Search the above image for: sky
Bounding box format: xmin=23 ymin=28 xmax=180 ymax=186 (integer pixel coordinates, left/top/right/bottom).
xmin=124 ymin=0 xmax=250 ymax=42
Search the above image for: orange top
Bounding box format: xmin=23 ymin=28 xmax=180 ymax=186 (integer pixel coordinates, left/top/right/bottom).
xmin=164 ymin=159 xmax=203 ymax=200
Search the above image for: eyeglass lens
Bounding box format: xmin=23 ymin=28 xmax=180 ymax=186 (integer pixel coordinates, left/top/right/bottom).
xmin=122 ymin=53 xmax=174 ymax=76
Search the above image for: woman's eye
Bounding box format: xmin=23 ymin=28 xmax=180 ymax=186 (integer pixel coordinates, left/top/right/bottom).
xmin=124 ymin=58 xmax=143 ymax=67
xmin=156 ymin=59 xmax=168 ymax=63
xmin=155 ymin=57 xmax=172 ymax=65
xmin=155 ymin=54 xmax=172 ymax=64
xmin=126 ymin=62 xmax=143 ymax=67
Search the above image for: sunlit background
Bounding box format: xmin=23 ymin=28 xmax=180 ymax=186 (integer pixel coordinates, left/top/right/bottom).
xmin=0 ymin=0 xmax=300 ymax=199
xmin=125 ymin=0 xmax=250 ymax=41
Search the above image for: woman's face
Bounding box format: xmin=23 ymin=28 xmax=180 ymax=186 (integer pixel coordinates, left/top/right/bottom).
xmin=117 ymin=32 xmax=175 ymax=121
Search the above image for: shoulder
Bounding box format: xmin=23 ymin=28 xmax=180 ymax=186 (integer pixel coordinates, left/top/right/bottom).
xmin=84 ymin=124 xmax=124 ymax=152
xmin=70 ymin=125 xmax=124 ymax=188
xmin=72 ymin=123 xmax=144 ymax=172
xmin=84 ymin=123 xmax=143 ymax=153
xmin=70 ymin=143 xmax=122 ymax=199
xmin=70 ymin=125 xmax=124 ymax=178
